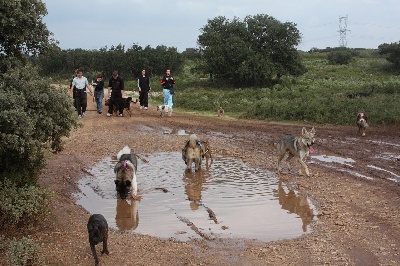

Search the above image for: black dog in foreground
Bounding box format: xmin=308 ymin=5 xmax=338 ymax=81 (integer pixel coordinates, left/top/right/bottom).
xmin=87 ymin=214 xmax=109 ymax=266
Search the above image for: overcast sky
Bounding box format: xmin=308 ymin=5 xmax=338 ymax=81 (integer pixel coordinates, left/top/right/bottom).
xmin=42 ymin=0 xmax=400 ymax=52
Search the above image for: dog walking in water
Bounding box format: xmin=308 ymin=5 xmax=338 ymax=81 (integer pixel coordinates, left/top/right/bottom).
xmin=273 ymin=127 xmax=316 ymax=177
xmin=182 ymin=134 xmax=202 ymax=172
xmin=114 ymin=146 xmax=138 ymax=199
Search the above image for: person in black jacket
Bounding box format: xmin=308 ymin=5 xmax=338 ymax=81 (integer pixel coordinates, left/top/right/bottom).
xmin=107 ymin=71 xmax=125 ymax=117
xmin=160 ymin=69 xmax=176 ymax=107
xmin=137 ymin=69 xmax=151 ymax=110
xmin=92 ymin=73 xmax=105 ymax=114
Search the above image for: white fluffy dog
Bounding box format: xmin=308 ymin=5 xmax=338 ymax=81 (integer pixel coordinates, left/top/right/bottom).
xmin=157 ymin=105 xmax=173 ymax=117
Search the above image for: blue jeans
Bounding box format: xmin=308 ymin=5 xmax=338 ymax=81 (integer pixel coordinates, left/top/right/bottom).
xmin=163 ymin=88 xmax=173 ymax=107
xmin=95 ymin=90 xmax=104 ymax=112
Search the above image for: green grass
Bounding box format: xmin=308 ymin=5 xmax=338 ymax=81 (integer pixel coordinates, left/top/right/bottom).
xmin=172 ymin=50 xmax=400 ymax=125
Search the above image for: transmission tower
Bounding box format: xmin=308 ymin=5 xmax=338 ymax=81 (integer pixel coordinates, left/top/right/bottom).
xmin=338 ymin=15 xmax=350 ymax=47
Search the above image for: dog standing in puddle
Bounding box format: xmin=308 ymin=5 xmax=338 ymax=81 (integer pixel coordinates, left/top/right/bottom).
xmin=114 ymin=146 xmax=139 ymax=200
xmin=182 ymin=134 xmax=202 ymax=172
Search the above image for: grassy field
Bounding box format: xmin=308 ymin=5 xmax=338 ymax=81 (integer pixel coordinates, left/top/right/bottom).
xmin=142 ymin=50 xmax=399 ymax=126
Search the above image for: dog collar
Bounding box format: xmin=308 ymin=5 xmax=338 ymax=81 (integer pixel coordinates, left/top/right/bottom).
xmin=123 ymin=160 xmax=131 ymax=172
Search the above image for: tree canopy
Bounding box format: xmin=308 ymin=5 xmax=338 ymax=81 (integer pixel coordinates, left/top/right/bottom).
xmin=197 ymin=14 xmax=306 ymax=87
xmin=0 ymin=0 xmax=56 ymax=58
xmin=378 ymin=41 xmax=400 ymax=70
xmin=0 ymin=0 xmax=77 ymax=186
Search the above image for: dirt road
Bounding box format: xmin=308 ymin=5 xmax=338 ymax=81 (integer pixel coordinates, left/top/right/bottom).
xmin=32 ymin=101 xmax=400 ymax=265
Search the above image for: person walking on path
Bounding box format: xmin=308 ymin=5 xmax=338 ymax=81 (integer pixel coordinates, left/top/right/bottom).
xmin=70 ymin=69 xmax=93 ymax=118
xmin=107 ymin=71 xmax=125 ymax=117
xmin=160 ymin=69 xmax=176 ymax=108
xmin=92 ymin=73 xmax=105 ymax=114
xmin=138 ymin=69 xmax=151 ymax=110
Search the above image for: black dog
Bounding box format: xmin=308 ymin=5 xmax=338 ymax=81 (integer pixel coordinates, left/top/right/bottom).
xmin=105 ymin=97 xmax=137 ymax=117
xmin=87 ymin=214 xmax=109 ymax=266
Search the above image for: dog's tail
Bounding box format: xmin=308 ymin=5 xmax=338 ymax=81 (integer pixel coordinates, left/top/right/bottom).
xmin=189 ymin=134 xmax=199 ymax=149
xmin=117 ymin=145 xmax=131 ymax=160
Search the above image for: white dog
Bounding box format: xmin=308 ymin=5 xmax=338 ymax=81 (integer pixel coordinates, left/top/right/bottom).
xmin=157 ymin=105 xmax=173 ymax=117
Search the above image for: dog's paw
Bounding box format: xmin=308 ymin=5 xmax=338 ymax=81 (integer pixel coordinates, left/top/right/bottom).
xmin=101 ymin=249 xmax=110 ymax=255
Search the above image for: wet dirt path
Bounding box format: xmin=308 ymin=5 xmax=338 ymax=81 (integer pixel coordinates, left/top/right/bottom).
xmin=26 ymin=102 xmax=400 ymax=265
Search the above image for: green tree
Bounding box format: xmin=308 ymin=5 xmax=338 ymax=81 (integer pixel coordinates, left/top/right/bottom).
xmin=378 ymin=41 xmax=400 ymax=70
xmin=198 ymin=14 xmax=306 ymax=87
xmin=0 ymin=0 xmax=56 ymax=58
xmin=0 ymin=0 xmax=77 ymax=186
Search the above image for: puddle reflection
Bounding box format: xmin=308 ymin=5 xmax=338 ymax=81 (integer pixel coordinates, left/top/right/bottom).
xmin=75 ymin=153 xmax=317 ymax=241
xmin=275 ymin=181 xmax=314 ymax=232
xmin=116 ymin=199 xmax=139 ymax=230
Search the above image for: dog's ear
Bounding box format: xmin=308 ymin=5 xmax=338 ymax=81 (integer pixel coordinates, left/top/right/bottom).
xmin=311 ymin=127 xmax=316 ymax=134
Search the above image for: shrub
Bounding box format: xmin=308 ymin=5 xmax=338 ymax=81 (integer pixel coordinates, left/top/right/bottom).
xmin=0 ymin=180 xmax=53 ymax=228
xmin=0 ymin=60 xmax=78 ymax=186
xmin=327 ymin=50 xmax=354 ymax=65
xmin=7 ymin=236 xmax=45 ymax=266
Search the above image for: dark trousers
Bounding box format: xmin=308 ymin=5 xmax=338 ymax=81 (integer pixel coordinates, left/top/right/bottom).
xmin=108 ymin=97 xmax=124 ymax=115
xmin=74 ymin=89 xmax=87 ymax=116
xmin=139 ymin=91 xmax=149 ymax=107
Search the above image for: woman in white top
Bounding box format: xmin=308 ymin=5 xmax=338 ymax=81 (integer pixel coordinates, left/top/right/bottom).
xmin=69 ymin=69 xmax=93 ymax=118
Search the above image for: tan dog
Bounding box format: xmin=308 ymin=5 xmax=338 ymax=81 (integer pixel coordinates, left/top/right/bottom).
xmin=356 ymin=112 xmax=368 ymax=136
xmin=182 ymin=134 xmax=202 ymax=172
xmin=200 ymin=139 xmax=213 ymax=167
xmin=217 ymin=107 xmax=224 ymax=117
xmin=273 ymin=127 xmax=316 ymax=177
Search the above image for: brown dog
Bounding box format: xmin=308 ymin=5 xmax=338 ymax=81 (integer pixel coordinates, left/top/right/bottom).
xmin=200 ymin=139 xmax=213 ymax=167
xmin=356 ymin=112 xmax=368 ymax=136
xmin=87 ymin=214 xmax=109 ymax=266
xmin=182 ymin=134 xmax=202 ymax=172
xmin=217 ymin=107 xmax=224 ymax=117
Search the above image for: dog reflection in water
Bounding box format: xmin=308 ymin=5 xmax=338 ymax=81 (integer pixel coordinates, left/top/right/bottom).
xmin=115 ymin=199 xmax=139 ymax=231
xmin=275 ymin=181 xmax=314 ymax=232
xmin=183 ymin=170 xmax=208 ymax=210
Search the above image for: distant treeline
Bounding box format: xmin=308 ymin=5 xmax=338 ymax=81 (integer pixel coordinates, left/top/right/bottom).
xmin=30 ymin=44 xmax=191 ymax=81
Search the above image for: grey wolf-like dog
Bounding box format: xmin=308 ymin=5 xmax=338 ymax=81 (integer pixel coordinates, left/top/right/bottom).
xmin=87 ymin=214 xmax=109 ymax=266
xmin=157 ymin=105 xmax=172 ymax=117
xmin=182 ymin=134 xmax=202 ymax=172
xmin=356 ymin=112 xmax=368 ymax=136
xmin=114 ymin=146 xmax=138 ymax=199
xmin=273 ymin=127 xmax=316 ymax=177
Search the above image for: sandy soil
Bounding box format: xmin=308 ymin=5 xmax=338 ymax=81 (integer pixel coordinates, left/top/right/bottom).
xmin=5 ymin=99 xmax=400 ymax=265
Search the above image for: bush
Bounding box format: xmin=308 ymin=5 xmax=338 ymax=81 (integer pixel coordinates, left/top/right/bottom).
xmin=0 ymin=180 xmax=53 ymax=228
xmin=0 ymin=60 xmax=78 ymax=186
xmin=327 ymin=50 xmax=354 ymax=65
xmin=7 ymin=236 xmax=45 ymax=266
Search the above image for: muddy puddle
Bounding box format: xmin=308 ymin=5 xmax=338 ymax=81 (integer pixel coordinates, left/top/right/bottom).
xmin=75 ymin=153 xmax=317 ymax=242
